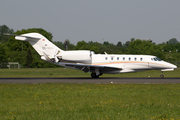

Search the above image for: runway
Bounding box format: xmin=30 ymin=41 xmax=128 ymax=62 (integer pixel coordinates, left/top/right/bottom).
xmin=1 ymin=77 xmax=180 ymax=84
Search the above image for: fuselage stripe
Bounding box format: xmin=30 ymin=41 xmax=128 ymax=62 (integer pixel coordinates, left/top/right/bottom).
xmin=92 ymin=61 xmax=169 ymax=67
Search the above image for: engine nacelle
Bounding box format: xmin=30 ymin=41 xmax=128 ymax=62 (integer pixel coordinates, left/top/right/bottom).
xmin=59 ymin=50 xmax=94 ymax=63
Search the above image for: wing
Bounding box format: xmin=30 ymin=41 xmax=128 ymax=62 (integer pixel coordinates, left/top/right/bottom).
xmin=59 ymin=62 xmax=122 ymax=74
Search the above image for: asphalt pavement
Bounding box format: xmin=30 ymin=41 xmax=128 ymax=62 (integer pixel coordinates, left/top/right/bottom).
xmin=0 ymin=77 xmax=180 ymax=84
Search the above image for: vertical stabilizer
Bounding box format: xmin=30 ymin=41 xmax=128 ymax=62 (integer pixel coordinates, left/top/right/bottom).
xmin=15 ymin=33 xmax=63 ymax=62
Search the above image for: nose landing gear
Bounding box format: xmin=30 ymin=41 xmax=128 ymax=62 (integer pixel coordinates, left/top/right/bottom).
xmin=160 ymin=71 xmax=164 ymax=78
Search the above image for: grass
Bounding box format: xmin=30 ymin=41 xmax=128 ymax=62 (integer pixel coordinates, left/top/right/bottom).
xmin=0 ymin=68 xmax=180 ymax=78
xmin=0 ymin=83 xmax=180 ymax=119
xmin=0 ymin=68 xmax=180 ymax=119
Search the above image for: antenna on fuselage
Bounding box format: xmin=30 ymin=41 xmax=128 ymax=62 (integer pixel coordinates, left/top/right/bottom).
xmin=104 ymin=52 xmax=108 ymax=55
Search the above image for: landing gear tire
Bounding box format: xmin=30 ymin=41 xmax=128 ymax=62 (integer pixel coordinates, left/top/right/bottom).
xmin=91 ymin=73 xmax=99 ymax=78
xmin=160 ymin=71 xmax=164 ymax=78
xmin=160 ymin=74 xmax=164 ymax=78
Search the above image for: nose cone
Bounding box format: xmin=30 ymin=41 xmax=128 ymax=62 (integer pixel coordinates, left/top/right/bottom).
xmin=161 ymin=61 xmax=177 ymax=71
xmin=172 ymin=64 xmax=177 ymax=69
xmin=167 ymin=62 xmax=177 ymax=69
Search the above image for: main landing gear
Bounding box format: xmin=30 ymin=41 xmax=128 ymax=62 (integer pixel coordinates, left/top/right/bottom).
xmin=91 ymin=73 xmax=103 ymax=78
xmin=160 ymin=71 xmax=164 ymax=78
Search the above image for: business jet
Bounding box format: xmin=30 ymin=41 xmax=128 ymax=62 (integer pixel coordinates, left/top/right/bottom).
xmin=8 ymin=33 xmax=177 ymax=78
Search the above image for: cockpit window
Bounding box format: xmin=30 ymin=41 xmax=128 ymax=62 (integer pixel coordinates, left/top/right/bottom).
xmin=156 ymin=57 xmax=162 ymax=61
xmin=153 ymin=57 xmax=162 ymax=61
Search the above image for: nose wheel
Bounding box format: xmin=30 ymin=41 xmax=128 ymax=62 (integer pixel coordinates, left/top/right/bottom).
xmin=160 ymin=71 xmax=164 ymax=78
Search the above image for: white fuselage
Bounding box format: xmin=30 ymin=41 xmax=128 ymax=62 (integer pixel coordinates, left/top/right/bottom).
xmin=90 ymin=54 xmax=177 ymax=73
xmin=58 ymin=50 xmax=177 ymax=74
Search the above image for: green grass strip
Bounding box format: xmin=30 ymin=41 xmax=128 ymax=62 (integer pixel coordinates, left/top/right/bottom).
xmin=0 ymin=83 xmax=180 ymax=119
xmin=0 ymin=68 xmax=180 ymax=78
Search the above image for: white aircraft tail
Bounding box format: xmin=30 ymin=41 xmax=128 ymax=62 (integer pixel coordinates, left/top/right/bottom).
xmin=15 ymin=33 xmax=63 ymax=63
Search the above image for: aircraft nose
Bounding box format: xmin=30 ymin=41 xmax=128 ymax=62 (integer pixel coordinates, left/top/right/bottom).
xmin=165 ymin=61 xmax=177 ymax=69
xmin=169 ymin=63 xmax=177 ymax=69
xmin=173 ymin=64 xmax=177 ymax=69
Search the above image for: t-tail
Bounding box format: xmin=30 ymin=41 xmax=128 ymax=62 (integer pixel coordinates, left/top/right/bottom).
xmin=15 ymin=33 xmax=63 ymax=63
xmin=14 ymin=33 xmax=92 ymax=64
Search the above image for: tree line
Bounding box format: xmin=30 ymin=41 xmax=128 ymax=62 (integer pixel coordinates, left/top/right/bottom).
xmin=0 ymin=24 xmax=180 ymax=68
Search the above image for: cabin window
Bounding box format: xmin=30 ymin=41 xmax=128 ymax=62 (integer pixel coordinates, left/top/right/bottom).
xmin=140 ymin=58 xmax=143 ymax=61
xmin=151 ymin=58 xmax=153 ymax=61
xmin=111 ymin=57 xmax=113 ymax=60
xmin=134 ymin=58 xmax=137 ymax=61
xmin=123 ymin=57 xmax=125 ymax=61
xmin=105 ymin=57 xmax=108 ymax=60
xmin=129 ymin=57 xmax=131 ymax=61
xmin=117 ymin=57 xmax=119 ymax=60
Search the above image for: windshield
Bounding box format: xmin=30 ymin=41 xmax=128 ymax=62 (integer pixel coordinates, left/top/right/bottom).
xmin=156 ymin=57 xmax=162 ymax=61
xmin=153 ymin=57 xmax=162 ymax=61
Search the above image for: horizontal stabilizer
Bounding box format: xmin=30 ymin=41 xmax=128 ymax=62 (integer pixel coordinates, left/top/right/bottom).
xmin=4 ymin=33 xmax=40 ymax=41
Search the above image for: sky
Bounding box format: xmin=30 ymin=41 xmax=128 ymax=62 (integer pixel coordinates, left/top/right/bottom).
xmin=1 ymin=0 xmax=180 ymax=45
